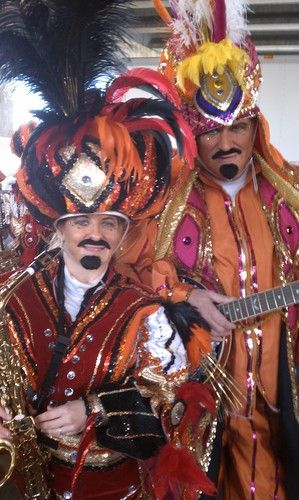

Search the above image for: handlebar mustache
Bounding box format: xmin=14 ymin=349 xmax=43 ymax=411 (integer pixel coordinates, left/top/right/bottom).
xmin=78 ymin=239 xmax=111 ymax=250
xmin=212 ymin=148 xmax=241 ymax=160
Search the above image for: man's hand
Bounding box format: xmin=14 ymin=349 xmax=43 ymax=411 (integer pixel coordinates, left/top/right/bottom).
xmin=188 ymin=288 xmax=235 ymax=341
xmin=35 ymin=399 xmax=87 ymax=437
xmin=0 ymin=406 xmax=12 ymax=440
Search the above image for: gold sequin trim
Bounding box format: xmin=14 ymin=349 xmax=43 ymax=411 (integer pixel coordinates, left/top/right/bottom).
xmin=155 ymin=170 xmax=197 ymax=260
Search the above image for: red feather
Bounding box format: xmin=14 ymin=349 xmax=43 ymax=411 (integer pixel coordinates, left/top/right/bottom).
xmin=106 ymin=68 xmax=181 ymax=108
xmin=175 ymin=382 xmax=216 ymax=427
xmin=152 ymin=442 xmax=216 ymax=499
xmin=173 ymin=111 xmax=197 ymax=168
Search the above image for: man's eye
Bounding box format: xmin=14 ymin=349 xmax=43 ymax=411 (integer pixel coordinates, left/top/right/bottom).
xmin=206 ymin=129 xmax=219 ymax=137
xmin=101 ymin=220 xmax=116 ymax=229
xmin=74 ymin=219 xmax=89 ymax=227
xmin=232 ymin=124 xmax=246 ymax=132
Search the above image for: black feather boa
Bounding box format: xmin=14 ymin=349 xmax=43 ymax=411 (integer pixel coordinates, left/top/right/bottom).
xmin=162 ymin=300 xmax=210 ymax=346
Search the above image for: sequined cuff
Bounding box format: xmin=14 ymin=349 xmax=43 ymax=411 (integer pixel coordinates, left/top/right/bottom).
xmin=168 ymin=282 xmax=193 ymax=303
xmin=83 ymin=393 xmax=108 ymax=427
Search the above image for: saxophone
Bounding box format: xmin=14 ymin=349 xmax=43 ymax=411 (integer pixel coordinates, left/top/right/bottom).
xmin=0 ymin=248 xmax=60 ymax=498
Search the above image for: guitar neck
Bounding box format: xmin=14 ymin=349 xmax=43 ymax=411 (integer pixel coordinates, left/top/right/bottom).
xmin=218 ymin=281 xmax=299 ymax=323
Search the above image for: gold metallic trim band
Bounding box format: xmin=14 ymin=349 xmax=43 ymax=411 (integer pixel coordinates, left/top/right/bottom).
xmin=255 ymin=152 xmax=299 ymax=211
xmin=155 ymin=170 xmax=196 ymax=260
xmin=45 ymin=439 xmax=125 ymax=468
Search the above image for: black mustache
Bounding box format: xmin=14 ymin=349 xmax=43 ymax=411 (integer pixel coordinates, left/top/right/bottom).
xmin=78 ymin=239 xmax=111 ymax=250
xmin=212 ymin=148 xmax=241 ymax=160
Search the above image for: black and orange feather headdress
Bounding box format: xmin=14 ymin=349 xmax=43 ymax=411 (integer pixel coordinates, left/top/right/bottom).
xmin=0 ymin=0 xmax=196 ymax=226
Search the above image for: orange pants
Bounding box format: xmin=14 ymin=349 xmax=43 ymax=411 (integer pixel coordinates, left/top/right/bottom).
xmin=220 ymin=399 xmax=286 ymax=500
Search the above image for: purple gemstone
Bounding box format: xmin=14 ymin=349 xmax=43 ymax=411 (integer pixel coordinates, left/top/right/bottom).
xmin=183 ymin=236 xmax=192 ymax=246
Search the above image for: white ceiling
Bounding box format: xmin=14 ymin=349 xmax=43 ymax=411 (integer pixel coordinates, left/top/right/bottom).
xmin=128 ymin=0 xmax=299 ymax=65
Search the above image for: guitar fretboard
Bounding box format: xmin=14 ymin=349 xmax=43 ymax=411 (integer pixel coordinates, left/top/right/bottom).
xmin=218 ymin=281 xmax=299 ymax=323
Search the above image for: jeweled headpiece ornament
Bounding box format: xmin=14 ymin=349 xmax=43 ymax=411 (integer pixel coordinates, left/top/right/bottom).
xmin=154 ymin=0 xmax=262 ymax=135
xmin=0 ymin=0 xmax=196 ymax=226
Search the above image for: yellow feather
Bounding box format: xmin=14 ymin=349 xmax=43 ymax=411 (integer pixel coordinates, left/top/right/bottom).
xmin=177 ymin=39 xmax=249 ymax=91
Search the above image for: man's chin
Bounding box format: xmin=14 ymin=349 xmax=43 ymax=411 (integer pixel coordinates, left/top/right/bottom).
xmin=80 ymin=255 xmax=102 ymax=270
xmin=219 ymin=163 xmax=239 ymax=180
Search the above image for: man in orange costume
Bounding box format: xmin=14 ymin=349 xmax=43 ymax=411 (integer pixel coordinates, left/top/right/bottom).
xmin=119 ymin=0 xmax=299 ymax=498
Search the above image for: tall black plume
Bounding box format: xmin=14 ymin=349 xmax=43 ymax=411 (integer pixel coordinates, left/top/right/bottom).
xmin=0 ymin=0 xmax=133 ymax=118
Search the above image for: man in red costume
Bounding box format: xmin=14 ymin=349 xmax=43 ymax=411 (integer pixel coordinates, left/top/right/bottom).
xmin=0 ymin=1 xmax=216 ymax=498
xmin=120 ymin=0 xmax=299 ymax=498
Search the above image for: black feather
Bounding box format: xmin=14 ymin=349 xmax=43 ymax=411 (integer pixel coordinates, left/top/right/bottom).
xmin=163 ymin=301 xmax=210 ymax=346
xmin=0 ymin=0 xmax=134 ymax=117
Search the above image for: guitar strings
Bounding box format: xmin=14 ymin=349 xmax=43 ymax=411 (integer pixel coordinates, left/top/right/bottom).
xmin=201 ymin=355 xmax=247 ymax=414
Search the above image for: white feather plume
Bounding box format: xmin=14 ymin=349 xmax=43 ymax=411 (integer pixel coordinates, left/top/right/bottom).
xmin=169 ymin=0 xmax=250 ymax=48
xmin=225 ymin=0 xmax=250 ymax=44
xmin=169 ymin=0 xmax=213 ymax=48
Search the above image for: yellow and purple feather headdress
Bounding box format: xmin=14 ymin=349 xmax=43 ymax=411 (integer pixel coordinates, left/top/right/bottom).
xmin=154 ymin=0 xmax=262 ymax=135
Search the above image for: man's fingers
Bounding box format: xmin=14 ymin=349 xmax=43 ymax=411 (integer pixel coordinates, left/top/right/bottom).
xmin=35 ymin=405 xmax=64 ymax=425
xmin=0 ymin=427 xmax=12 ymax=440
xmin=210 ymin=330 xmax=232 ymax=342
xmin=38 ymin=418 xmax=61 ymax=432
xmin=0 ymin=407 xmax=12 ymax=421
xmin=188 ymin=288 xmax=236 ymax=332
xmin=206 ymin=290 xmax=235 ymax=304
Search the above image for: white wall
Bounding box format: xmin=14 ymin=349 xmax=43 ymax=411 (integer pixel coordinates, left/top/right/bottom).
xmin=258 ymin=55 xmax=299 ymax=162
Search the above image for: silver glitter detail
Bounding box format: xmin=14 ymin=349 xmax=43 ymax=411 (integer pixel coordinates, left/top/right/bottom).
xmin=64 ymin=388 xmax=74 ymax=397
xmin=86 ymin=334 xmax=94 ymax=343
xmin=48 ymin=342 xmax=55 ymax=350
xmin=44 ymin=328 xmax=52 ymax=337
xmin=62 ymin=492 xmax=72 ymax=499
xmin=170 ymin=401 xmax=185 ymax=425
xmin=59 ymin=145 xmax=76 ymax=162
xmin=72 ymin=355 xmax=80 ymax=364
xmin=79 ymin=344 xmax=87 ymax=352
xmin=67 ymin=371 xmax=76 ymax=380
xmin=69 ymin=451 xmax=77 ymax=461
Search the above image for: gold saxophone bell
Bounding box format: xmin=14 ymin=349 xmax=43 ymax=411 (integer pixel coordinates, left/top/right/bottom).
xmin=0 ymin=437 xmax=15 ymax=487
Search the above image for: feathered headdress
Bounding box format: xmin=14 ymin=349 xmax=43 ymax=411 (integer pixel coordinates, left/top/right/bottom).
xmin=154 ymin=0 xmax=262 ymax=135
xmin=0 ymin=0 xmax=196 ymax=226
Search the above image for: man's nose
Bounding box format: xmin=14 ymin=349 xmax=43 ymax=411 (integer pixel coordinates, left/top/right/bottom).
xmin=89 ymin=222 xmax=103 ymax=239
xmin=217 ymin=128 xmax=233 ymax=151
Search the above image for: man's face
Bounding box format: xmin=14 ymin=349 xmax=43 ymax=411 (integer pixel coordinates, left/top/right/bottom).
xmin=57 ymin=213 xmax=126 ymax=272
xmin=196 ymin=118 xmax=257 ymax=181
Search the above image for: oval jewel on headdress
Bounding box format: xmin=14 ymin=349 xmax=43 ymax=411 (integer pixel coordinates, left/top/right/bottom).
xmin=82 ymin=175 xmax=92 ymax=185
xmin=199 ymin=67 xmax=238 ymax=112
